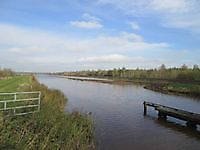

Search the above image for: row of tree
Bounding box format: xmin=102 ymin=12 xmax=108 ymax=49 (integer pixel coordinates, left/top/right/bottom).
xmin=61 ymin=64 xmax=200 ymax=81
xmin=0 ymin=68 xmax=15 ymax=77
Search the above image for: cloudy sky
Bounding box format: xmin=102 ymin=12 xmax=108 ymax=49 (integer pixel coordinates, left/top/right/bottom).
xmin=0 ymin=0 xmax=200 ymax=72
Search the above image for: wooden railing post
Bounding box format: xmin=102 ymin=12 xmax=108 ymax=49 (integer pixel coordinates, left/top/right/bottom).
xmin=158 ymin=111 xmax=167 ymax=120
xmin=143 ymin=101 xmax=147 ymax=115
xmin=186 ymin=121 xmax=197 ymax=129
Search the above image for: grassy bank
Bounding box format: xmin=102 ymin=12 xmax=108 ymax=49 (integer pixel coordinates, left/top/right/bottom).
xmin=56 ymin=66 xmax=200 ymax=97
xmin=144 ymin=82 xmax=200 ymax=97
xmin=110 ymin=78 xmax=200 ymax=98
xmin=0 ymin=76 xmax=31 ymax=92
xmin=0 ymin=76 xmax=95 ymax=149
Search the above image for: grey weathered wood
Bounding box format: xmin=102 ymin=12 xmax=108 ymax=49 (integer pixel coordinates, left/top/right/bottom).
xmin=143 ymin=101 xmax=200 ymax=128
xmin=143 ymin=101 xmax=147 ymax=115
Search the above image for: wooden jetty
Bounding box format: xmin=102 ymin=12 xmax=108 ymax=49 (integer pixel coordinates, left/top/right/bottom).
xmin=143 ymin=101 xmax=200 ymax=129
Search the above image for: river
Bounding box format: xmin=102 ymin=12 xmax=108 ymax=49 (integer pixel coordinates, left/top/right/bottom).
xmin=37 ymin=75 xmax=200 ymax=150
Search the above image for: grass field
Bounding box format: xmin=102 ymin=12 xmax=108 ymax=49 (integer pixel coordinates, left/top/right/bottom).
xmin=0 ymin=76 xmax=31 ymax=92
xmin=0 ymin=76 xmax=95 ymax=149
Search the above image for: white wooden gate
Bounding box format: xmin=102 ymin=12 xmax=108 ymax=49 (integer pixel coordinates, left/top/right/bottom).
xmin=0 ymin=91 xmax=41 ymax=116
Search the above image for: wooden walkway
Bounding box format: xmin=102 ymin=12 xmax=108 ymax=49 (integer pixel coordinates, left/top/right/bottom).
xmin=143 ymin=101 xmax=200 ymax=129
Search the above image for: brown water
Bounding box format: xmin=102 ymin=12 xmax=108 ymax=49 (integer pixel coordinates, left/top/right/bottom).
xmin=37 ymin=75 xmax=200 ymax=150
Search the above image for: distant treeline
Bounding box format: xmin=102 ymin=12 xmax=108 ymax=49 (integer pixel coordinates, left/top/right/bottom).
xmin=59 ymin=64 xmax=200 ymax=82
xmin=0 ymin=68 xmax=15 ymax=77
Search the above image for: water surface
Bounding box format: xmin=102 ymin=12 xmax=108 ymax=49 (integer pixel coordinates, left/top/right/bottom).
xmin=37 ymin=75 xmax=200 ymax=150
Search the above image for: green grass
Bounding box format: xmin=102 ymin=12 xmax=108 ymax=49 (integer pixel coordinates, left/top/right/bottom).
xmin=167 ymin=83 xmax=200 ymax=96
xmin=0 ymin=76 xmax=95 ymax=149
xmin=0 ymin=76 xmax=31 ymax=92
xmin=141 ymin=79 xmax=200 ymax=97
xmin=0 ymin=76 xmax=35 ymax=111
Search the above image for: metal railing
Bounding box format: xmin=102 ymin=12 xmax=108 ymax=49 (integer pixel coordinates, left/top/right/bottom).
xmin=0 ymin=91 xmax=41 ymax=116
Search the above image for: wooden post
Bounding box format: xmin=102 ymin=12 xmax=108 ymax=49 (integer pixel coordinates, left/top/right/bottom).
xmin=143 ymin=101 xmax=147 ymax=115
xmin=142 ymin=101 xmax=200 ymax=128
xmin=186 ymin=121 xmax=197 ymax=129
xmin=158 ymin=111 xmax=167 ymax=120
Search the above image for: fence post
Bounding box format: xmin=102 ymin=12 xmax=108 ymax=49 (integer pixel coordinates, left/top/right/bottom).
xmin=38 ymin=91 xmax=41 ymax=112
xmin=4 ymin=101 xmax=6 ymax=110
xmin=13 ymin=93 xmax=16 ymax=115
xmin=2 ymin=97 xmax=7 ymax=119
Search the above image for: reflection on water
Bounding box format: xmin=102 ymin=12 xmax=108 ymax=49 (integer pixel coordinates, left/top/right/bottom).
xmin=158 ymin=119 xmax=200 ymax=139
xmin=37 ymin=75 xmax=200 ymax=150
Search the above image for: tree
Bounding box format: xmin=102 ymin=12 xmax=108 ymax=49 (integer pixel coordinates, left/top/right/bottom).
xmin=181 ymin=64 xmax=188 ymax=70
xmin=193 ymin=64 xmax=199 ymax=70
xmin=159 ymin=64 xmax=166 ymax=70
xmin=0 ymin=68 xmax=15 ymax=77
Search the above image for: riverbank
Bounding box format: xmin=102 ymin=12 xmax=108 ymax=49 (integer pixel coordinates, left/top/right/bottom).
xmin=56 ymin=75 xmax=200 ymax=98
xmin=0 ymin=76 xmax=95 ymax=149
xmin=144 ymin=82 xmax=200 ymax=97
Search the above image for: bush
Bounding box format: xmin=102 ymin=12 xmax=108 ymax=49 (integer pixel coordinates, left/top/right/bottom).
xmin=176 ymin=72 xmax=195 ymax=80
xmin=0 ymin=68 xmax=15 ymax=78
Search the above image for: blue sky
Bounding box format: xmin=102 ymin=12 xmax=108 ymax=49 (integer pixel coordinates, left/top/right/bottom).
xmin=0 ymin=0 xmax=200 ymax=72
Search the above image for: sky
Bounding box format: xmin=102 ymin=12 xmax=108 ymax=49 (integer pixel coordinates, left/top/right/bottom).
xmin=0 ymin=0 xmax=200 ymax=72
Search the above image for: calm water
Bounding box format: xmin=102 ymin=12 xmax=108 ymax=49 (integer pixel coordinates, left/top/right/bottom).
xmin=37 ymin=75 xmax=200 ymax=150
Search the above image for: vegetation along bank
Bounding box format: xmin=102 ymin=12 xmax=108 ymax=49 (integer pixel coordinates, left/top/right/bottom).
xmin=55 ymin=64 xmax=200 ymax=97
xmin=0 ymin=69 xmax=95 ymax=149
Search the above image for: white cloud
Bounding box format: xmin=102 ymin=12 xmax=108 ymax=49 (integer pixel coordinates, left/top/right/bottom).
xmin=128 ymin=22 xmax=140 ymax=30
xmin=0 ymin=24 xmax=66 ymax=51
xmin=0 ymin=23 xmax=173 ymax=71
xmin=77 ymin=54 xmax=175 ymax=70
xmin=98 ymin=0 xmax=193 ymax=14
xmin=70 ymin=13 xmax=103 ymax=29
xmin=94 ymin=33 xmax=168 ymax=51
xmin=79 ymin=54 xmax=127 ymax=63
xmin=150 ymin=0 xmax=191 ymax=13
xmin=70 ymin=20 xmax=103 ymax=29
xmin=97 ymin=0 xmax=200 ymax=34
xmin=82 ymin=13 xmax=101 ymax=22
xmin=8 ymin=47 xmax=46 ymax=54
xmin=149 ymin=0 xmax=200 ymax=33
xmin=0 ymin=24 xmax=168 ymax=54
xmin=97 ymin=0 xmax=150 ymax=14
xmin=78 ymin=54 xmax=147 ymax=63
xmin=23 ymin=56 xmax=72 ymax=64
xmin=121 ymin=32 xmax=143 ymax=41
